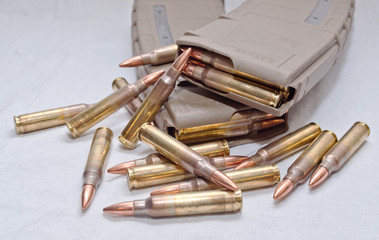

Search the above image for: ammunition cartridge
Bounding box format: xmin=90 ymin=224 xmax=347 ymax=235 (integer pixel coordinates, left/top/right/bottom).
xmin=66 ymin=70 xmax=163 ymax=138
xmin=127 ymin=155 xmax=248 ymax=189
xmin=82 ymin=127 xmax=113 ymax=209
xmin=273 ymin=131 xmax=337 ymax=199
xmin=187 ymin=47 xmax=289 ymax=95
xmin=309 ymin=122 xmax=370 ymax=187
xmin=150 ymin=164 xmax=280 ymax=195
xmin=112 ymin=77 xmax=143 ymax=115
xmin=118 ymin=49 xmax=191 ymax=149
xmin=119 ymin=44 xmax=178 ymax=67
xmin=107 ymin=139 xmax=230 ymax=174
xmin=183 ymin=64 xmax=283 ymax=108
xmin=136 ymin=123 xmax=238 ymax=191
xmin=14 ymin=103 xmax=91 ymax=134
xmin=176 ymin=118 xmax=284 ymax=144
xmin=103 ymin=190 xmax=242 ymax=217
xmin=235 ymin=122 xmax=322 ymax=169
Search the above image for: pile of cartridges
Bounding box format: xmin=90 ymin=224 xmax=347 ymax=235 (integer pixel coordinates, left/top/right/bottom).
xmin=14 ymin=47 xmax=370 ymax=218
xmin=12 ymin=0 xmax=363 ymax=218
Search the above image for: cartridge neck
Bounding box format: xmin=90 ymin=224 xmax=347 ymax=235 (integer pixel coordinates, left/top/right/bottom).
xmin=133 ymin=199 xmax=148 ymax=216
xmin=284 ymin=172 xmax=302 ymax=186
xmin=319 ymin=155 xmax=338 ymax=174
xmin=194 ymin=160 xmax=217 ymax=180
xmin=82 ymin=171 xmax=101 ymax=188
xmin=166 ymin=67 xmax=181 ymax=83
xmin=207 ymin=156 xmax=226 ymax=169
xmin=251 ymin=151 xmax=265 ymax=166
xmin=130 ymin=79 xmax=148 ymax=97
xmin=138 ymin=53 xmax=150 ymax=65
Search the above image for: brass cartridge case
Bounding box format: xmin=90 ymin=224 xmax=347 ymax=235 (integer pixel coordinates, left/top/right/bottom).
xmin=127 ymin=155 xmax=247 ymax=189
xmin=318 ymin=122 xmax=370 ymax=174
xmin=188 ymin=47 xmax=289 ymax=95
xmin=151 ymin=164 xmax=280 ymax=195
xmin=119 ymin=49 xmax=191 ymax=149
xmin=14 ymin=103 xmax=91 ymax=134
xmin=183 ymin=64 xmax=283 ymax=108
xmin=176 ymin=118 xmax=284 ymax=144
xmin=134 ymin=123 xmax=239 ymax=191
xmin=112 ymin=77 xmax=143 ymax=115
xmin=235 ymin=122 xmax=322 ymax=169
xmin=66 ymin=71 xmax=163 ymax=138
xmin=83 ymin=127 xmax=113 ymax=186
xmin=104 ymin=190 xmax=242 ymax=217
xmin=133 ymin=140 xmax=230 ymax=167
xmin=285 ymin=131 xmax=337 ymax=185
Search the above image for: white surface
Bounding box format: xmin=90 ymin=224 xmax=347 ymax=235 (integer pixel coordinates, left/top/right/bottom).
xmin=1 ymin=1 xmax=378 ymax=239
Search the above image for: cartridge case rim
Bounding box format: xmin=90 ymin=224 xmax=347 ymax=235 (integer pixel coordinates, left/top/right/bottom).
xmin=321 ymin=130 xmax=338 ymax=140
xmin=13 ymin=116 xmax=23 ymax=134
xmin=66 ymin=121 xmax=79 ymax=138
xmin=118 ymin=136 xmax=137 ymax=149
xmin=272 ymin=164 xmax=281 ymax=181
xmin=220 ymin=139 xmax=230 ymax=156
xmin=309 ymin=122 xmax=322 ymax=132
xmin=355 ymin=121 xmax=370 ymax=135
xmin=96 ymin=127 xmax=114 ymax=138
xmin=112 ymin=77 xmax=127 ymax=90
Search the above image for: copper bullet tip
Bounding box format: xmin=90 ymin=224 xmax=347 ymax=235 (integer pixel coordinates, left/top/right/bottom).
xmin=233 ymin=159 xmax=256 ymax=170
xmin=142 ymin=70 xmax=165 ymax=86
xmin=183 ymin=64 xmax=196 ymax=77
xmin=119 ymin=56 xmax=144 ymax=68
xmin=172 ymin=48 xmax=192 ymax=72
xmin=191 ymin=48 xmax=203 ymax=60
xmin=188 ymin=59 xmax=206 ymax=68
xmin=273 ymin=178 xmax=294 ymax=200
xmin=81 ymin=184 xmax=96 ymax=209
xmin=309 ymin=166 xmax=329 ymax=187
xmin=103 ymin=201 xmax=134 ymax=216
xmin=107 ymin=161 xmax=136 ymax=174
xmin=211 ymin=170 xmax=239 ymax=191
xmin=261 ymin=119 xmax=285 ymax=129
xmin=224 ymin=156 xmax=251 ymax=167
xmin=150 ymin=184 xmax=181 ymax=196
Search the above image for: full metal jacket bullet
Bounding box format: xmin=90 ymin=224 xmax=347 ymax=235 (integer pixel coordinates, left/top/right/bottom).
xmin=150 ymin=164 xmax=280 ymax=195
xmin=137 ymin=123 xmax=239 ymax=191
xmin=14 ymin=103 xmax=91 ymax=134
xmin=309 ymin=122 xmax=370 ymax=187
xmin=112 ymin=77 xmax=144 ymax=115
xmin=82 ymin=127 xmax=113 ymax=209
xmin=103 ymin=190 xmax=242 ymax=217
xmin=119 ymin=44 xmax=178 ymax=67
xmin=234 ymin=123 xmax=322 ymax=170
xmin=127 ymin=155 xmax=248 ymax=189
xmin=107 ymin=139 xmax=231 ymax=175
xmin=118 ymin=48 xmax=192 ymax=149
xmin=66 ymin=70 xmax=164 ymax=138
xmin=273 ymin=130 xmax=337 ymax=200
xmin=183 ymin=64 xmax=283 ymax=108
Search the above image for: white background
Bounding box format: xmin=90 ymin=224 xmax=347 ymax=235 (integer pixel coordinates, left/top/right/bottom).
xmin=0 ymin=0 xmax=378 ymax=239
